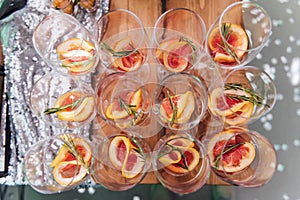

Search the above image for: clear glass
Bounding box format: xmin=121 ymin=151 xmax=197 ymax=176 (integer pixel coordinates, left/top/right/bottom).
xmin=50 ymin=0 xmax=77 ymax=15
xmin=205 ymin=1 xmax=272 ymax=69
xmin=95 ymin=72 xmax=150 ymax=130
xmin=152 ymin=72 xmax=208 ymax=131
xmin=24 ymin=134 xmax=92 ymax=194
xmin=95 ymin=9 xmax=149 ymax=73
xmin=92 ymin=132 xmax=151 ymax=191
xmin=207 ymin=126 xmax=277 ymax=187
xmin=152 ymin=8 xmax=206 ymax=74
xmin=32 ymin=13 xmax=99 ymax=76
xmin=208 ymin=66 xmax=276 ymax=126
xmin=29 ymin=72 xmax=96 ymax=129
xmin=152 ymin=132 xmax=210 ymax=194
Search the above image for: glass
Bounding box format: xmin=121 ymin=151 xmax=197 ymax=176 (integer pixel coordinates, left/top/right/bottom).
xmin=32 ymin=13 xmax=99 ymax=76
xmin=92 ymin=132 xmax=151 ymax=191
xmin=152 ymin=133 xmax=210 ymax=194
xmin=95 ymin=9 xmax=148 ymax=73
xmin=152 ymin=72 xmax=207 ymax=131
xmin=205 ymin=1 xmax=272 ymax=69
xmin=24 ymin=134 xmax=92 ymax=194
xmin=207 ymin=126 xmax=277 ymax=187
xmin=208 ymin=66 xmax=276 ymax=126
xmin=95 ymin=72 xmax=150 ymax=130
xmin=152 ymin=8 xmax=206 ymax=74
xmin=30 ymin=72 xmax=96 ymax=129
xmin=50 ymin=0 xmax=77 ymax=15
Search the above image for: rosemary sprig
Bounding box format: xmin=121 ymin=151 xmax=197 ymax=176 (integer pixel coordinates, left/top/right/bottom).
xmin=214 ymin=142 xmax=244 ymax=168
xmin=224 ymin=83 xmax=268 ymax=107
xmin=101 ymin=42 xmax=133 ymax=57
xmin=167 ymin=91 xmax=177 ymax=126
xmin=179 ymin=35 xmax=197 ymax=61
xmin=158 ymin=144 xmax=189 ymax=170
xmin=118 ymin=98 xmax=140 ymax=120
xmin=219 ymin=23 xmax=240 ymax=64
xmin=60 ymin=134 xmax=90 ymax=173
xmin=44 ymin=96 xmax=86 ymax=114
xmin=131 ymin=137 xmax=146 ymax=161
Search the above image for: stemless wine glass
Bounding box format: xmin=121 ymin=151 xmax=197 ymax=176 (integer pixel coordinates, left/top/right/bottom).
xmin=33 ymin=13 xmax=99 ymax=76
xmin=92 ymin=132 xmax=151 ymax=191
xmin=207 ymin=126 xmax=277 ymax=187
xmin=205 ymin=1 xmax=272 ymax=69
xmin=24 ymin=134 xmax=93 ymax=194
xmin=95 ymin=9 xmax=148 ymax=73
xmin=152 ymin=132 xmax=210 ymax=194
xmin=152 ymin=8 xmax=206 ymax=75
xmin=152 ymin=72 xmax=208 ymax=131
xmin=208 ymin=66 xmax=276 ymax=126
xmin=30 ymin=72 xmax=96 ymax=129
xmin=95 ymin=72 xmax=150 ymax=130
xmin=50 ymin=0 xmax=77 ymax=15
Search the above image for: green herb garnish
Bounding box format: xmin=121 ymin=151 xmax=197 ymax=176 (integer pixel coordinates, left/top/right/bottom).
xmin=158 ymin=143 xmax=189 ymax=170
xmin=214 ymin=142 xmax=244 ymax=168
xmin=60 ymin=134 xmax=90 ymax=173
xmin=44 ymin=96 xmax=86 ymax=114
xmin=218 ymin=23 xmax=240 ymax=64
xmin=167 ymin=91 xmax=177 ymax=126
xmin=179 ymin=35 xmax=197 ymax=62
xmin=101 ymin=42 xmax=133 ymax=57
xmin=224 ymin=83 xmax=268 ymax=107
xmin=118 ymin=98 xmax=140 ymax=120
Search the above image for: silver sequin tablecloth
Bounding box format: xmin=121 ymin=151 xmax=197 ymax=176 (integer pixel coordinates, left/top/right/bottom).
xmin=0 ymin=0 xmax=109 ymax=185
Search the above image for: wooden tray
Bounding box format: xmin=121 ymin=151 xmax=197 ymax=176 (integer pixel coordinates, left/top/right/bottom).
xmin=90 ymin=0 xmax=239 ymax=185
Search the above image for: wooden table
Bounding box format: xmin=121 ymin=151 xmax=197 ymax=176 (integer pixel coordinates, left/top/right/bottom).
xmin=92 ymin=0 xmax=238 ymax=185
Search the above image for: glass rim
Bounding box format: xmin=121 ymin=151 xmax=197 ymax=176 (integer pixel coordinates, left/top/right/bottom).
xmin=153 ymin=7 xmax=206 ymax=53
xmin=218 ymin=1 xmax=272 ymax=52
xmin=96 ymin=9 xmax=147 ymax=54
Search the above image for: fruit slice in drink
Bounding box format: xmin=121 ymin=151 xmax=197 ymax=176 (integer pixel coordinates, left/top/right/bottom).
xmin=155 ymin=38 xmax=195 ymax=72
xmin=159 ymin=91 xmax=195 ymax=124
xmin=105 ymin=88 xmax=143 ymax=122
xmin=44 ymin=91 xmax=95 ymax=122
xmin=209 ymin=87 xmax=254 ymax=125
xmin=108 ymin=136 xmax=145 ymax=179
xmin=101 ymin=36 xmax=144 ymax=72
xmin=52 ymin=161 xmax=88 ymax=186
xmin=207 ymin=130 xmax=255 ymax=173
xmin=158 ymin=137 xmax=200 ymax=174
xmin=50 ymin=136 xmax=92 ymax=167
xmin=56 ymin=38 xmax=96 ymax=74
xmin=51 ymin=135 xmax=92 ymax=186
xmin=208 ymin=23 xmax=248 ymax=65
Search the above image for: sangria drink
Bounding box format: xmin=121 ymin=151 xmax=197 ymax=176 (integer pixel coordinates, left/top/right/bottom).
xmin=207 ymin=127 xmax=277 ymax=187
xmin=92 ymin=133 xmax=151 ymax=191
xmin=153 ymin=133 xmax=210 ymax=194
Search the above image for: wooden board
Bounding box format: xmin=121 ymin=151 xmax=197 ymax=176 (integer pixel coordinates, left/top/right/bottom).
xmin=90 ymin=0 xmax=239 ymax=186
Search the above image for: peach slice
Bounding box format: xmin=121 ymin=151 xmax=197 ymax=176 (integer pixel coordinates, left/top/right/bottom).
xmin=159 ymin=91 xmax=195 ymax=123
xmin=112 ymin=36 xmax=143 ymax=72
xmin=108 ymin=136 xmax=131 ymax=170
xmin=105 ymin=89 xmax=143 ymax=120
xmin=166 ymin=147 xmax=200 ymax=174
xmin=53 ymin=91 xmax=95 ymax=122
xmin=121 ymin=149 xmax=145 ymax=179
xmin=50 ymin=137 xmax=92 ymax=167
xmin=52 ymin=161 xmax=88 ymax=186
xmin=162 ymin=41 xmax=192 ymax=72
